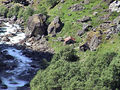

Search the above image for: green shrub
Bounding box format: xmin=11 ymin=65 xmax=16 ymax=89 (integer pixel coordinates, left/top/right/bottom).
xmin=46 ymin=0 xmax=60 ymax=8
xmin=22 ymin=7 xmax=34 ymax=22
xmin=30 ymin=50 xmax=119 ymax=90
xmin=7 ymin=5 xmax=21 ymax=18
xmin=17 ymin=8 xmax=24 ymax=18
xmin=51 ymin=46 xmax=78 ymax=62
xmin=0 ymin=5 xmax=8 ymax=17
xmin=35 ymin=4 xmax=47 ymax=15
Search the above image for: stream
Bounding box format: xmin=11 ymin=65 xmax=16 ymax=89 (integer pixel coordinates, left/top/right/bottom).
xmin=0 ymin=22 xmax=39 ymax=90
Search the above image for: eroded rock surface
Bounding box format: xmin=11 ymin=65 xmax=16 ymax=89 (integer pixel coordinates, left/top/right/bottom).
xmin=26 ymin=14 xmax=47 ymax=37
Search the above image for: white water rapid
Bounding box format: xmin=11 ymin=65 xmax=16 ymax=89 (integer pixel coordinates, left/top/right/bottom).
xmin=0 ymin=22 xmax=34 ymax=90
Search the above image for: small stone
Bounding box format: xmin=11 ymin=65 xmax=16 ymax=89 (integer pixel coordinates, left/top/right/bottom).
xmin=77 ymin=30 xmax=85 ymax=36
xmin=1 ymin=84 xmax=8 ymax=89
xmin=82 ymin=23 xmax=92 ymax=31
xmin=68 ymin=4 xmax=85 ymax=11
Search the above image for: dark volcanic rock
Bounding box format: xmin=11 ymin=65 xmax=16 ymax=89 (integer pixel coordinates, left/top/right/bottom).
xmin=25 ymin=14 xmax=47 ymax=37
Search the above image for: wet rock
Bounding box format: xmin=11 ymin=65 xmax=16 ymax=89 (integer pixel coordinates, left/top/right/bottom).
xmin=4 ymin=55 xmax=14 ymax=60
xmin=1 ymin=84 xmax=8 ymax=89
xmin=68 ymin=3 xmax=85 ymax=11
xmin=47 ymin=16 xmax=63 ymax=35
xmin=2 ymin=37 xmax=10 ymax=42
xmin=26 ymin=14 xmax=47 ymax=37
xmin=0 ymin=79 xmax=2 ymax=84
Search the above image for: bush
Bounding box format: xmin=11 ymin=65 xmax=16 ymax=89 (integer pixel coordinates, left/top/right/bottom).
xmin=51 ymin=46 xmax=78 ymax=62
xmin=7 ymin=5 xmax=21 ymax=18
xmin=35 ymin=4 xmax=47 ymax=15
xmin=59 ymin=46 xmax=78 ymax=62
xmin=46 ymin=0 xmax=60 ymax=8
xmin=30 ymin=50 xmax=119 ymax=90
xmin=22 ymin=7 xmax=34 ymax=22
xmin=0 ymin=5 xmax=8 ymax=17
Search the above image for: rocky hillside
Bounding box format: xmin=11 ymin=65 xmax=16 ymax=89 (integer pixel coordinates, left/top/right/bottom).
xmin=1 ymin=0 xmax=120 ymax=90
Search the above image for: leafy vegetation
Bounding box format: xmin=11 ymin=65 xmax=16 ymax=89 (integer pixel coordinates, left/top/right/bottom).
xmin=0 ymin=0 xmax=120 ymax=90
xmin=0 ymin=5 xmax=8 ymax=17
xmin=31 ymin=46 xmax=120 ymax=90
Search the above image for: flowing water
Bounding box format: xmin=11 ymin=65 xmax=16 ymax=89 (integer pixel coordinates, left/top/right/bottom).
xmin=0 ymin=22 xmax=37 ymax=90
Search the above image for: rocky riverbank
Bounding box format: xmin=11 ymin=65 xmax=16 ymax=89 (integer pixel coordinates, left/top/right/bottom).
xmin=0 ymin=17 xmax=54 ymax=90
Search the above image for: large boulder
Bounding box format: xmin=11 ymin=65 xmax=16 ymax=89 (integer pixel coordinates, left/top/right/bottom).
xmin=47 ymin=16 xmax=63 ymax=36
xmin=87 ymin=31 xmax=102 ymax=51
xmin=26 ymin=14 xmax=47 ymax=37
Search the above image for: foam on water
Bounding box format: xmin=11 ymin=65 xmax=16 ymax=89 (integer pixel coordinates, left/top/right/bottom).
xmin=1 ymin=77 xmax=28 ymax=90
xmin=1 ymin=48 xmax=32 ymax=90
xmin=0 ymin=23 xmax=32 ymax=90
xmin=0 ymin=22 xmax=26 ymax=44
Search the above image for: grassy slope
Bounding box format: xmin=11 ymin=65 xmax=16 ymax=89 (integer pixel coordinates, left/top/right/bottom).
xmin=30 ymin=0 xmax=120 ymax=90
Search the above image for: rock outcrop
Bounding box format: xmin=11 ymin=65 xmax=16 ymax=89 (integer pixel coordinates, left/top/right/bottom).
xmin=25 ymin=14 xmax=47 ymax=37
xmin=47 ymin=16 xmax=63 ymax=36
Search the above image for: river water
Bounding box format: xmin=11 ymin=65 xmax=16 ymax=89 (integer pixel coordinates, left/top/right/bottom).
xmin=0 ymin=22 xmax=37 ymax=90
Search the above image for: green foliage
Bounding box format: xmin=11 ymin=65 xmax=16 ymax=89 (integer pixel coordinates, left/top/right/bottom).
xmin=30 ymin=49 xmax=120 ymax=90
xmin=34 ymin=4 xmax=47 ymax=15
xmin=7 ymin=5 xmax=21 ymax=18
xmin=58 ymin=46 xmax=78 ymax=62
xmin=46 ymin=0 xmax=60 ymax=8
xmin=22 ymin=7 xmax=34 ymax=22
xmin=17 ymin=8 xmax=24 ymax=18
xmin=0 ymin=5 xmax=8 ymax=17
